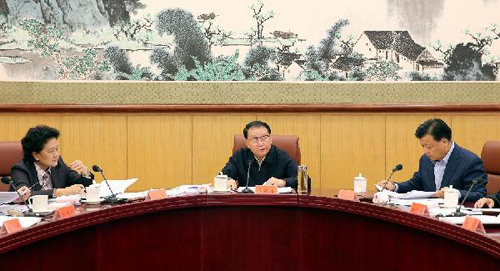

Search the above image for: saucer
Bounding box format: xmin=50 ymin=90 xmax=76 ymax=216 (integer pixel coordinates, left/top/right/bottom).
xmin=32 ymin=209 xmax=54 ymax=215
xmin=212 ymin=188 xmax=231 ymax=192
xmin=81 ymin=198 xmax=105 ymax=204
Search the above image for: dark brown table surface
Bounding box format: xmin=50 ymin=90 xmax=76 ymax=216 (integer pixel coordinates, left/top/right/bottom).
xmin=0 ymin=189 xmax=499 ymax=270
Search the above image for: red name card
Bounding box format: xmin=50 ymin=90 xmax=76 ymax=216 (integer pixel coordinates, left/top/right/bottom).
xmin=1 ymin=218 xmax=22 ymax=235
xmin=146 ymin=189 xmax=167 ymax=201
xmin=462 ymin=216 xmax=486 ymax=234
xmin=409 ymin=202 xmax=429 ymax=216
xmin=255 ymin=185 xmax=278 ymax=194
xmin=337 ymin=189 xmax=359 ymax=201
xmin=54 ymin=205 xmax=76 ymax=220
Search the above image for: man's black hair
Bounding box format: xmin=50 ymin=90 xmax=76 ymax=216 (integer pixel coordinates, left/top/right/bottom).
xmin=415 ymin=118 xmax=452 ymax=141
xmin=243 ymin=121 xmax=271 ymax=139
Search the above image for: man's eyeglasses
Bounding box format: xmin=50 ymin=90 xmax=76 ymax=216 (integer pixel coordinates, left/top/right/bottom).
xmin=248 ymin=135 xmax=271 ymax=145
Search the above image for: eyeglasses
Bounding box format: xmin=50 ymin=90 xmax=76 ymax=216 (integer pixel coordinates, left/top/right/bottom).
xmin=248 ymin=135 xmax=271 ymax=145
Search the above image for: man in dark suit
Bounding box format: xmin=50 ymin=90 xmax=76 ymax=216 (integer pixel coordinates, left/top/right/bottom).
xmin=221 ymin=121 xmax=297 ymax=190
xmin=378 ymin=118 xmax=487 ymax=202
xmin=11 ymin=125 xmax=94 ymax=198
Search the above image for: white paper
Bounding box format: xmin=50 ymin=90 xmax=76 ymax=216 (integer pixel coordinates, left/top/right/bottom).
xmin=0 ymin=215 xmax=41 ymax=228
xmin=0 ymin=192 xmax=20 ymax=204
xmin=389 ymin=198 xmax=445 ymax=207
xmin=236 ymin=187 xmax=292 ymax=194
xmin=439 ymin=215 xmax=500 ymax=225
xmin=169 ymin=184 xmax=210 ymax=196
xmin=98 ymin=178 xmax=138 ymax=197
xmin=0 ymin=204 xmax=28 ymax=215
xmin=463 ymin=208 xmax=500 ymax=213
xmin=376 ymin=189 xmax=437 ymax=201
xmin=116 ymin=191 xmax=148 ymax=200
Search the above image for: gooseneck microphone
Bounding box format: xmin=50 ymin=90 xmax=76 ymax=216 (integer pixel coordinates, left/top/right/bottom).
xmin=381 ymin=164 xmax=403 ymax=192
xmin=92 ymin=165 xmax=121 ymax=204
xmin=241 ymin=161 xmax=254 ymax=193
xmin=1 ymin=177 xmax=39 ymax=217
xmin=449 ymin=179 xmax=483 ymax=217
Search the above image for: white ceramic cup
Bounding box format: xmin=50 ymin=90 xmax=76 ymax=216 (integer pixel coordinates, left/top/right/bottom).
xmin=85 ymin=185 xmax=101 ymax=201
xmin=444 ymin=187 xmax=460 ymax=208
xmin=29 ymin=195 xmax=49 ymax=212
xmin=353 ymin=174 xmax=367 ymax=193
xmin=214 ymin=175 xmax=228 ymax=191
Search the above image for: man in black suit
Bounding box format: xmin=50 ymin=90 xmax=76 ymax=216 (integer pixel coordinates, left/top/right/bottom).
xmin=11 ymin=125 xmax=93 ymax=198
xmin=378 ymin=118 xmax=487 ymax=202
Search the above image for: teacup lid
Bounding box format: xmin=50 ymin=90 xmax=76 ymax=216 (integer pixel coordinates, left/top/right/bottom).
xmin=354 ymin=173 xmax=366 ymax=180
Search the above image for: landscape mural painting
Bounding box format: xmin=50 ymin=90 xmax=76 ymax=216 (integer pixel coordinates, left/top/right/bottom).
xmin=0 ymin=0 xmax=499 ymax=81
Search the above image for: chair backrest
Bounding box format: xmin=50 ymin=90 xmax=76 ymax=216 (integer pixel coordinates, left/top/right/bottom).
xmin=0 ymin=141 xmax=23 ymax=191
xmin=481 ymin=140 xmax=500 ymax=195
xmin=233 ymin=134 xmax=301 ymax=165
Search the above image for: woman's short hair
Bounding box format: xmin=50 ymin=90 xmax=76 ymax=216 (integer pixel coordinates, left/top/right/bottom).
xmin=21 ymin=125 xmax=60 ymax=162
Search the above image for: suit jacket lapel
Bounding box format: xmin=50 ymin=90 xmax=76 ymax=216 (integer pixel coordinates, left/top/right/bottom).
xmin=424 ymin=157 xmax=436 ymax=191
xmin=26 ymin=162 xmax=40 ymax=189
xmin=50 ymin=165 xmax=61 ymax=188
xmin=440 ymin=145 xmax=460 ymax=188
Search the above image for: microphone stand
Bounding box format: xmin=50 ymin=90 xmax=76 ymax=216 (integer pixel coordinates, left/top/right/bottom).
xmin=380 ymin=170 xmax=397 ymax=192
xmin=3 ymin=177 xmax=42 ymax=217
xmin=93 ymin=166 xmax=122 ymax=204
xmin=448 ymin=179 xmax=480 ymax=217
xmin=241 ymin=161 xmax=254 ymax=193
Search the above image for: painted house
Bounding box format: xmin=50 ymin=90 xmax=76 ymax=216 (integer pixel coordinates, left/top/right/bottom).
xmin=353 ymin=31 xmax=444 ymax=74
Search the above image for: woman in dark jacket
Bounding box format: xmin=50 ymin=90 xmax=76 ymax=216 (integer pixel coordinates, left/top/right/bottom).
xmin=11 ymin=125 xmax=93 ymax=198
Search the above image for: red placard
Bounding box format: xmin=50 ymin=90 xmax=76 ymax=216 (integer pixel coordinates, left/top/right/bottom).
xmin=409 ymin=202 xmax=429 ymax=216
xmin=0 ymin=218 xmax=22 ymax=235
xmin=255 ymin=185 xmax=278 ymax=194
xmin=462 ymin=216 xmax=486 ymax=234
xmin=337 ymin=189 xmax=359 ymax=201
xmin=54 ymin=205 xmax=76 ymax=220
xmin=146 ymin=189 xmax=167 ymax=201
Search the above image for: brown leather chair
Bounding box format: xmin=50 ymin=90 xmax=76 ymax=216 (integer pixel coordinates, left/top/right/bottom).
xmin=0 ymin=141 xmax=23 ymax=191
xmin=481 ymin=140 xmax=500 ymax=195
xmin=233 ymin=134 xmax=301 ymax=165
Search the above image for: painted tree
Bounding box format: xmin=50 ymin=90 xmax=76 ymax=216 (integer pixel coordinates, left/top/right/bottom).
xmin=433 ymin=23 xmax=500 ymax=80
xmin=113 ymin=15 xmax=153 ymax=42
xmin=104 ymin=45 xmax=153 ymax=80
xmin=302 ymin=19 xmax=363 ymax=81
xmin=197 ymin=12 xmax=232 ymax=49
xmin=243 ymin=45 xmax=282 ymax=81
xmin=175 ymin=50 xmax=245 ymax=81
xmin=152 ymin=8 xmax=211 ymax=80
xmin=364 ymin=60 xmax=400 ymax=81
xmin=250 ymin=0 xmax=275 ymax=41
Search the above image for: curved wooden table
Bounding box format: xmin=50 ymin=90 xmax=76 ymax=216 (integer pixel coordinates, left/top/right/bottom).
xmin=0 ymin=193 xmax=499 ymax=270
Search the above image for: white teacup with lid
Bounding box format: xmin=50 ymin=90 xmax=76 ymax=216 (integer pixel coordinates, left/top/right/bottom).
xmin=443 ymin=185 xmax=460 ymax=208
xmin=353 ymin=173 xmax=367 ymax=193
xmin=213 ymin=172 xmax=229 ymax=191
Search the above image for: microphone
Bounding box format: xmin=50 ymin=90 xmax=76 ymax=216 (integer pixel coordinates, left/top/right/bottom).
xmin=380 ymin=164 xmax=403 ymax=192
xmin=92 ymin=165 xmax=121 ymax=204
xmin=1 ymin=177 xmax=40 ymax=217
xmin=448 ymin=179 xmax=483 ymax=217
xmin=241 ymin=161 xmax=254 ymax=193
